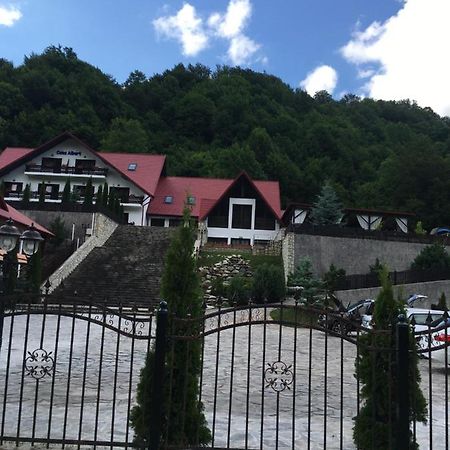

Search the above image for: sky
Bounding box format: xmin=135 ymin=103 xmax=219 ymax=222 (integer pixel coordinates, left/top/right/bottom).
xmin=1 ymin=0 xmax=450 ymax=116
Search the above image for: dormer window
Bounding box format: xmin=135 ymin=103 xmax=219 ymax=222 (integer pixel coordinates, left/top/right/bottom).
xmin=187 ymin=196 xmax=196 ymax=205
xmin=164 ymin=196 xmax=173 ymax=204
xmin=128 ymin=163 xmax=137 ymax=171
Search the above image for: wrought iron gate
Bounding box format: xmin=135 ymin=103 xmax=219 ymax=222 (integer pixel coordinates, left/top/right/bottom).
xmin=1 ymin=296 xmax=449 ymax=449
xmin=0 ymin=293 xmax=155 ymax=448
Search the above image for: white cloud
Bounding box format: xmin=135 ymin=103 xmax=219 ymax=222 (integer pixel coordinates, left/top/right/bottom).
xmin=341 ymin=0 xmax=450 ymax=117
xmin=153 ymin=0 xmax=263 ymax=65
xmin=211 ymin=0 xmax=252 ymax=39
xmin=153 ymin=3 xmax=208 ymax=57
xmin=0 ymin=4 xmax=22 ymax=27
xmin=300 ymin=65 xmax=338 ymax=95
xmin=228 ymin=35 xmax=260 ymax=65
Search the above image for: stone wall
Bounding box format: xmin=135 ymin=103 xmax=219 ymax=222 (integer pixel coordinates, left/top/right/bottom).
xmin=199 ymin=254 xmax=252 ymax=303
xmin=282 ymin=232 xmax=295 ymax=281
xmin=335 ymin=279 xmax=450 ymax=308
xmin=293 ymin=233 xmax=450 ymax=277
xmin=18 ymin=209 xmax=94 ymax=241
xmin=44 ymin=213 xmax=118 ymax=292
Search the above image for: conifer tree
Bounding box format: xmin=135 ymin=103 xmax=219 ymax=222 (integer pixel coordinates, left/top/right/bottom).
xmin=22 ymin=184 xmax=31 ymax=206
xmin=83 ymin=177 xmax=93 ymax=206
xmin=310 ymin=182 xmax=343 ymax=225
xmin=96 ymin=184 xmax=103 ymax=206
xmin=130 ymin=207 xmax=210 ymax=447
xmin=61 ymin=178 xmax=71 ymax=205
xmin=102 ymin=182 xmax=109 ymax=207
xmin=38 ymin=183 xmax=46 ymax=204
xmin=353 ymin=269 xmax=427 ymax=449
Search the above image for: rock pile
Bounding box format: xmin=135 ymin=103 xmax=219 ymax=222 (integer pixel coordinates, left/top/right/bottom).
xmin=199 ymin=254 xmax=253 ymax=304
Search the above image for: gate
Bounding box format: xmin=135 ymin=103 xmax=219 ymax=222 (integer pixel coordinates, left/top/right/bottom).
xmin=0 ymin=292 xmax=155 ymax=448
xmin=1 ymin=296 xmax=449 ymax=449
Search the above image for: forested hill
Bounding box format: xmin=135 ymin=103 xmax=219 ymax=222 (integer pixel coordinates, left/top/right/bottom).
xmin=1 ymin=46 xmax=450 ymax=227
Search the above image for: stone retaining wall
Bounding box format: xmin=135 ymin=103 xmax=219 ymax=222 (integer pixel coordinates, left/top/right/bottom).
xmin=43 ymin=213 xmax=118 ymax=293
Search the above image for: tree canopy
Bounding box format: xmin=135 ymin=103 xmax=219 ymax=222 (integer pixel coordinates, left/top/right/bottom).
xmin=2 ymin=46 xmax=450 ymax=228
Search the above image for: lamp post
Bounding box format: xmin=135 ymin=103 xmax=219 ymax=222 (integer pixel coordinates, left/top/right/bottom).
xmin=0 ymin=219 xmax=43 ymax=353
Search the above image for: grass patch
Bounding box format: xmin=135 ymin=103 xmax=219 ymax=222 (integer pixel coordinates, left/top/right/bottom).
xmin=270 ymin=307 xmax=320 ymax=327
xmin=197 ymin=250 xmax=282 ymax=271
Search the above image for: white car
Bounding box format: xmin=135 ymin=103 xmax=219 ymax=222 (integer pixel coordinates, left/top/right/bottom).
xmin=412 ymin=311 xmax=450 ymax=366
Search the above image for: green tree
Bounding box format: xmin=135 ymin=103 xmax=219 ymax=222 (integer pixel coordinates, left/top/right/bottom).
xmin=96 ymin=184 xmax=103 ymax=206
xmin=102 ymin=182 xmax=109 ymax=207
xmin=22 ymin=184 xmax=31 ymax=206
xmin=130 ymin=208 xmax=210 ymax=447
xmin=287 ymin=258 xmax=323 ymax=303
xmin=411 ymin=243 xmax=450 ymax=270
xmin=100 ymin=117 xmax=149 ymax=152
xmin=436 ymin=292 xmax=448 ymax=311
xmin=38 ymin=183 xmax=46 ymax=204
xmin=353 ymin=269 xmax=427 ymax=449
xmin=83 ymin=177 xmax=93 ymax=206
xmin=49 ymin=216 xmax=67 ymax=246
xmin=322 ymin=264 xmax=346 ymax=294
xmin=252 ymin=264 xmax=285 ymax=303
xmin=310 ymin=182 xmax=343 ymax=225
xmin=61 ymin=178 xmax=71 ymax=205
xmin=227 ymin=276 xmax=251 ymax=306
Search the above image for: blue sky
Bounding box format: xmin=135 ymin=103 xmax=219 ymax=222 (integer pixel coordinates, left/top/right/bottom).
xmin=1 ymin=0 xmax=449 ymax=116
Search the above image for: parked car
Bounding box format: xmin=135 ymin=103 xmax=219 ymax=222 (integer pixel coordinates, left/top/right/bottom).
xmin=318 ymin=298 xmax=375 ymax=334
xmin=413 ymin=313 xmax=450 ymax=366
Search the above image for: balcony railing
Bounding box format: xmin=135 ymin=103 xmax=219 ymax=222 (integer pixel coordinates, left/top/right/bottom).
xmin=5 ymin=192 xmax=144 ymax=204
xmin=24 ymin=164 xmax=108 ymax=176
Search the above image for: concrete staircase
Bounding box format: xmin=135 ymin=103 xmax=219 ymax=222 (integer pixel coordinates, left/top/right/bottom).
xmin=50 ymin=225 xmax=174 ymax=307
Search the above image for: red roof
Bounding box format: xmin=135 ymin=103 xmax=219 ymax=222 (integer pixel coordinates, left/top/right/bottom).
xmin=0 ymin=198 xmax=53 ymax=237
xmin=148 ymin=173 xmax=282 ymax=220
xmin=99 ymin=152 xmax=166 ymax=197
xmin=0 ymin=133 xmax=166 ymax=197
xmin=0 ymin=147 xmax=34 ymax=170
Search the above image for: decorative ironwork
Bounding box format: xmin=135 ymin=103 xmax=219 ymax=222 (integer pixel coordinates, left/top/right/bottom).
xmin=264 ymin=361 xmax=294 ymax=392
xmin=24 ymin=348 xmax=55 ymax=380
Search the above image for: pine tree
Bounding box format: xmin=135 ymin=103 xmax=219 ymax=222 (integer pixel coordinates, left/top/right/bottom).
xmin=130 ymin=207 xmax=211 ymax=447
xmin=61 ymin=178 xmax=71 ymax=205
xmin=96 ymin=184 xmax=103 ymax=206
xmin=83 ymin=177 xmax=93 ymax=206
xmin=310 ymin=182 xmax=343 ymax=225
xmin=353 ymin=269 xmax=427 ymax=449
xmin=22 ymin=184 xmax=31 ymax=206
xmin=102 ymin=182 xmax=109 ymax=207
xmin=38 ymin=183 xmax=46 ymax=204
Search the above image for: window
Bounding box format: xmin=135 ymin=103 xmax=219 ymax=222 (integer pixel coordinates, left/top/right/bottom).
xmin=232 ymin=204 xmax=252 ymax=229
xmin=169 ymin=218 xmax=182 ymax=227
xmin=4 ymin=182 xmax=23 ymax=197
xmin=128 ymin=163 xmax=137 ymax=171
xmin=164 ymin=196 xmax=173 ymax=204
xmin=187 ymin=196 xmax=196 ymax=205
xmin=151 ymin=218 xmax=165 ymax=227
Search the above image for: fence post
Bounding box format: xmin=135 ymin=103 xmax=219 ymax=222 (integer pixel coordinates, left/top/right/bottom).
xmin=150 ymin=301 xmax=168 ymax=450
xmin=396 ymin=314 xmax=410 ymax=450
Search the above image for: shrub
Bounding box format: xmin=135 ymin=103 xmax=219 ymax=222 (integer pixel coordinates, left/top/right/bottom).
xmin=227 ymin=276 xmax=251 ymax=305
xmin=22 ymin=184 xmax=31 ymax=206
xmin=414 ymin=221 xmax=427 ymax=235
xmin=252 ymin=263 xmax=285 ymax=303
xmin=210 ymin=277 xmax=226 ymax=298
xmin=61 ymin=178 xmax=71 ymax=205
xmin=411 ymin=243 xmax=450 ymax=270
xmin=322 ymin=263 xmax=346 ymax=294
xmin=49 ymin=216 xmax=68 ymax=246
xmin=287 ymin=258 xmax=323 ymax=303
xmin=83 ymin=177 xmax=93 ymax=206
xmin=353 ymin=269 xmax=427 ymax=449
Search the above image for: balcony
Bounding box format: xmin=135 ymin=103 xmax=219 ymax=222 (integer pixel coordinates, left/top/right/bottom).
xmin=24 ymin=164 xmax=108 ymax=178
xmin=5 ymin=192 xmax=144 ymax=205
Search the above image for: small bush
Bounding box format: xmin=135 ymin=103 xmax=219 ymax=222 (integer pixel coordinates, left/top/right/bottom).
xmin=411 ymin=243 xmax=450 ymax=270
xmin=210 ymin=277 xmax=226 ymax=298
xmin=322 ymin=264 xmax=346 ymax=294
xmin=227 ymin=276 xmax=251 ymax=305
xmin=49 ymin=216 xmax=68 ymax=246
xmin=252 ymin=264 xmax=285 ymax=303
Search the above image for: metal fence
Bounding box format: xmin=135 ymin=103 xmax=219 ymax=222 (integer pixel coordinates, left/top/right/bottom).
xmin=0 ymin=296 xmax=449 ymax=449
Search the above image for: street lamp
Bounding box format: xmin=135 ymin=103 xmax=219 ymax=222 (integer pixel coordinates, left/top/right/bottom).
xmin=0 ymin=219 xmax=44 ymax=353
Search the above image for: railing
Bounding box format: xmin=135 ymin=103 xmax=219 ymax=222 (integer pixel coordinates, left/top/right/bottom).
xmin=336 ymin=268 xmax=450 ymax=291
xmin=24 ymin=164 xmax=108 ymax=176
xmin=290 ymin=223 xmax=447 ymax=245
xmin=6 ymin=192 xmax=144 ymax=204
